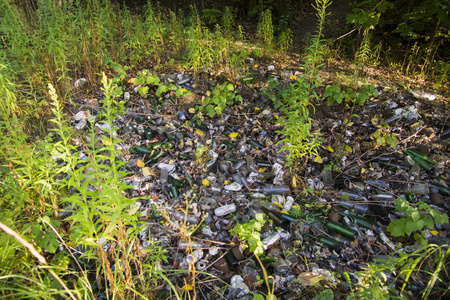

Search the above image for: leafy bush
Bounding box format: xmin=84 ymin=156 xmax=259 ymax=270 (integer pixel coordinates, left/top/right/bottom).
xmin=274 ymin=0 xmax=331 ymax=166
xmin=197 ymin=83 xmax=242 ymax=118
xmin=324 ymin=84 xmax=378 ymax=106
xmin=387 ymin=197 xmax=448 ymax=238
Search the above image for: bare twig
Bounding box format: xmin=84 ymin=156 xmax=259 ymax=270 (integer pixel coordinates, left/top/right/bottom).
xmin=332 ymin=28 xmax=357 ymax=42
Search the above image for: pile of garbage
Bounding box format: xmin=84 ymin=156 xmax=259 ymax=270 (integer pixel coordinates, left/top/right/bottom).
xmin=67 ymin=65 xmax=449 ymax=299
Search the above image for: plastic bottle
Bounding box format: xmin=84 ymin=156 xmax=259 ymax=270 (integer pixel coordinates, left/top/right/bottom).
xmin=321 ymin=169 xmax=334 ymax=186
xmin=160 ymin=168 xmax=169 ymax=190
xmin=262 ymin=232 xmax=281 ymax=250
xmin=258 ymin=185 xmax=290 ymax=194
xmin=283 ymin=196 xmax=295 ymax=212
xmin=403 ymin=183 xmax=430 ymax=195
xmin=173 ymin=211 xmax=198 ymax=224
xmin=215 ymin=204 xmax=237 ymax=216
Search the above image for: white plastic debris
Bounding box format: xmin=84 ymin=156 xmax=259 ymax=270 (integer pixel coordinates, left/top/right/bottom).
xmin=247 ymin=171 xmax=259 ymax=183
xmin=283 ymin=196 xmax=295 ymax=212
xmin=230 ymin=275 xmax=250 ymax=297
xmin=75 ymin=119 xmax=87 ymax=130
xmin=74 ymin=78 xmax=87 ymax=88
xmin=224 ymin=182 xmax=242 ymax=192
xmin=72 ymin=110 xmax=90 ymax=121
xmin=379 ymin=231 xmax=396 ymax=250
xmin=95 ymin=123 xmax=118 ymax=139
xmin=214 ymin=204 xmax=236 ymax=216
xmin=410 ymin=90 xmax=437 ymax=101
xmin=157 ymin=163 xmax=176 ymax=174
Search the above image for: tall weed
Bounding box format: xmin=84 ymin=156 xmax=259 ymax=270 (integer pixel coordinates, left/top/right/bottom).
xmin=257 ymin=9 xmax=274 ymax=55
xmin=275 ymin=0 xmax=331 ymax=167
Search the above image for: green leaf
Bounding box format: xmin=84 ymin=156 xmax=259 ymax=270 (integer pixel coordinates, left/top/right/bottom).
xmin=268 ymin=80 xmax=280 ymax=90
xmin=416 ymin=219 xmax=424 ymax=230
xmin=253 ymin=294 xmax=265 ymax=300
xmin=411 ymin=210 xmax=420 ymax=222
xmin=376 ymin=136 xmax=385 ymax=146
xmin=387 ymin=219 xmax=406 ymax=237
xmin=139 ymin=86 xmax=149 ymax=97
xmin=255 ymin=213 xmax=265 ymax=223
xmin=423 ymin=217 xmax=434 ymax=230
xmin=212 ymin=97 xmax=220 ymax=105
xmin=312 ymin=289 xmax=334 ymax=300
xmin=371 ymin=129 xmax=381 ymax=138
xmin=405 ymin=221 xmax=416 ymax=236
xmin=205 ymin=105 xmax=216 ymax=118
xmin=176 ymin=89 xmax=183 ymax=97
xmin=389 ymin=136 xmax=398 ymax=149
xmin=156 ymin=85 xmax=168 ymax=96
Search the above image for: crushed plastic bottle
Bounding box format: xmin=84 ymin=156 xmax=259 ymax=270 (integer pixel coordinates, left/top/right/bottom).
xmin=215 ymin=204 xmax=237 ymax=216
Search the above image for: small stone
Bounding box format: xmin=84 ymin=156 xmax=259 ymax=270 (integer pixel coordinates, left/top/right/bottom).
xmin=417 ymin=144 xmax=430 ymax=154
xmin=422 ymin=127 xmax=435 ymax=137
xmin=430 ymin=193 xmax=444 ymax=205
xmin=329 ymin=211 xmax=340 ymax=223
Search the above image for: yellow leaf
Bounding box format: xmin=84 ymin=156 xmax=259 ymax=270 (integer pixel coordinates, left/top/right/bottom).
xmin=102 ymin=138 xmax=112 ymax=146
xmin=224 ymin=180 xmax=229 ymax=185
xmin=430 ymin=230 xmax=439 ymax=235
xmin=258 ymin=167 xmax=267 ymax=173
xmin=206 ymin=90 xmax=211 ymax=97
xmin=289 ymin=75 xmax=297 ymax=80
xmin=274 ymin=114 xmax=279 ymax=119
xmin=136 ymin=159 xmax=145 ymax=168
xmin=254 ymin=64 xmax=258 ymax=68
xmin=273 ymin=202 xmax=284 ymax=209
xmin=202 ymin=179 xmax=209 ymax=186
xmin=314 ymin=156 xmax=323 ymax=163
xmin=189 ymin=108 xmax=196 ymax=114
xmin=345 ymin=145 xmax=352 ymax=153
xmin=326 ymin=146 xmax=334 ymax=152
xmin=371 ymin=115 xmax=379 ymax=125
xmin=255 ymin=107 xmax=260 ymax=110
xmin=196 ymin=129 xmax=204 ymax=136
xmin=229 ymin=132 xmax=239 ymax=138
xmin=292 ymin=175 xmax=297 ymax=188
xmin=142 ymin=167 xmax=152 ymax=177
xmin=361 ymin=168 xmax=365 ymax=174
xmin=181 ymin=284 xmax=193 ymax=291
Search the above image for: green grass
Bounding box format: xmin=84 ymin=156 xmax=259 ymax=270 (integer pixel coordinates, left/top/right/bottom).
xmin=0 ymin=0 xmax=448 ymax=299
